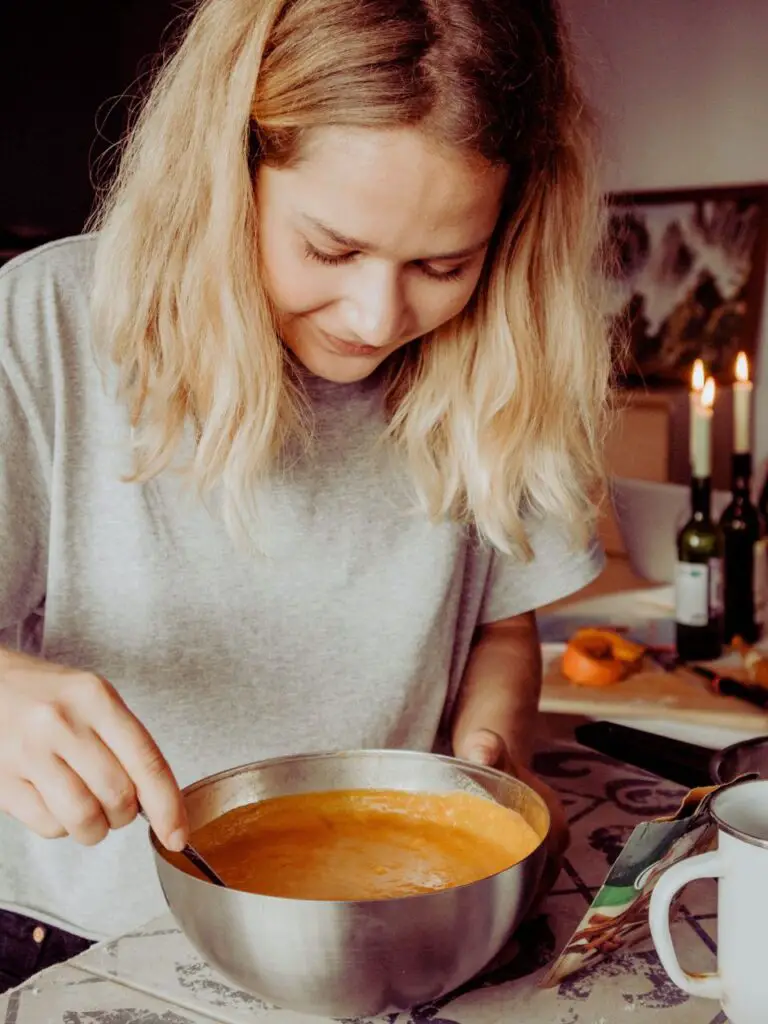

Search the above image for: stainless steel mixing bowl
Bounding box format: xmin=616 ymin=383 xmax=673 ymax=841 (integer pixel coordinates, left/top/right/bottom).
xmin=151 ymin=749 xmax=549 ymax=1018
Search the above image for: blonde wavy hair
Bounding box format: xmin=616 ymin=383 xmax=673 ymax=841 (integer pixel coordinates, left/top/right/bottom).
xmin=90 ymin=0 xmax=611 ymax=555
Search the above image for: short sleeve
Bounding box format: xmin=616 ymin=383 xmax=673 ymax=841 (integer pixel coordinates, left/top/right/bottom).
xmin=0 ymin=258 xmax=54 ymax=633
xmin=479 ymin=517 xmax=604 ymax=623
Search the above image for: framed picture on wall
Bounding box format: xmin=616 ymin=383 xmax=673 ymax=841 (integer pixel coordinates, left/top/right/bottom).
xmin=606 ymin=183 xmax=768 ymax=388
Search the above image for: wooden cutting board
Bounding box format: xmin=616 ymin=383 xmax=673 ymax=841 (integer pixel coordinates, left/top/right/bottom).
xmin=541 ymin=653 xmax=768 ymax=729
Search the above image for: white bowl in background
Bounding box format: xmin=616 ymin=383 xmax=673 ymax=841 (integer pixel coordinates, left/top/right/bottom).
xmin=610 ymin=476 xmax=732 ymax=584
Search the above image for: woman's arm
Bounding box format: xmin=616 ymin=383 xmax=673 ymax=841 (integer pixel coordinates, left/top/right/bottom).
xmin=451 ymin=610 xmax=541 ymax=768
xmin=451 ymin=611 xmax=569 ymax=890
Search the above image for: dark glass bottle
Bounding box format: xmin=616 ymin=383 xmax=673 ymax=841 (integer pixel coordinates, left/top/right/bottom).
xmin=675 ymin=476 xmax=723 ymax=661
xmin=720 ymin=453 xmax=760 ymax=644
xmin=760 ymin=468 xmax=768 ymax=533
xmin=756 ymin=466 xmax=768 ymax=636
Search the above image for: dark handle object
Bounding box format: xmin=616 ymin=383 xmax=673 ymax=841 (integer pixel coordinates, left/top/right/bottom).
xmin=178 ymin=841 xmax=228 ymax=887
xmin=689 ymin=665 xmax=768 ymax=710
xmin=574 ymin=721 xmax=716 ymax=789
xmin=139 ymin=810 xmax=227 ymax=887
xmin=717 ymin=676 xmax=768 ymax=708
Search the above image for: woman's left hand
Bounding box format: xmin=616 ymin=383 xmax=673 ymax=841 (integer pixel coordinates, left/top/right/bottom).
xmin=453 ymin=727 xmax=569 ymax=905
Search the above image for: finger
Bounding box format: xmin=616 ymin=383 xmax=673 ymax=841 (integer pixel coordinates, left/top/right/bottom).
xmin=56 ymin=727 xmax=139 ymax=831
xmin=30 ymin=755 xmax=109 ymax=845
xmin=88 ymin=681 xmax=188 ymax=850
xmin=0 ymin=777 xmax=67 ymax=839
xmin=456 ymin=728 xmax=506 ymax=767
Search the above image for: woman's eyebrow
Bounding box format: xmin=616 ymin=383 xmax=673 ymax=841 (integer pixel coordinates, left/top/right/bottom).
xmin=301 ymin=215 xmax=492 ymax=261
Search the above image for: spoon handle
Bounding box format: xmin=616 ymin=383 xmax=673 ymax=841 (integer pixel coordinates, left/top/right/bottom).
xmin=139 ymin=810 xmax=227 ymax=887
xmin=179 ymin=841 xmax=228 ymax=887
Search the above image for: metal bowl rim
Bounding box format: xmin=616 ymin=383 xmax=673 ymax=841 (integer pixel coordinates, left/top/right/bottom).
xmin=150 ymin=747 xmax=550 ymax=906
xmin=709 ymin=735 xmax=768 ymax=783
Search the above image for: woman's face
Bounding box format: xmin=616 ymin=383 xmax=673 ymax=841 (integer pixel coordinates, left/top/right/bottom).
xmin=257 ymin=127 xmax=508 ymax=383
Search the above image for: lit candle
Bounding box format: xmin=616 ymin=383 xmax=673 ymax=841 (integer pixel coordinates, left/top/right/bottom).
xmin=733 ymin=351 xmax=752 ymax=454
xmin=692 ymin=376 xmax=715 ymax=478
xmin=689 ymin=359 xmax=705 ymax=465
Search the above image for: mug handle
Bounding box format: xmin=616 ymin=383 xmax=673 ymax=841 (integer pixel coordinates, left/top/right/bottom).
xmin=648 ymin=850 xmax=723 ymax=1001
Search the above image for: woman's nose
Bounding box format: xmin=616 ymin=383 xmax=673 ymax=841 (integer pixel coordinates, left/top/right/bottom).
xmin=344 ymin=264 xmax=406 ymax=347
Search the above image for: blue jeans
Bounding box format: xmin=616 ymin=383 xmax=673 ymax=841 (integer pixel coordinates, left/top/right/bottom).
xmin=0 ymin=908 xmax=93 ymax=993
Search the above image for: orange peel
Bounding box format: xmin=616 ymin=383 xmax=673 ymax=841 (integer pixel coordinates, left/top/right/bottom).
xmin=561 ymin=628 xmax=645 ymax=687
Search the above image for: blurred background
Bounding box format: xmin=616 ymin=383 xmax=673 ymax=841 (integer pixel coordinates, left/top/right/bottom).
xmin=1 ymin=1 xmax=178 ymax=254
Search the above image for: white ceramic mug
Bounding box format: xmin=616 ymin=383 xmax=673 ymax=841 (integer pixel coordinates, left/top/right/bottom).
xmin=649 ymin=778 xmax=768 ymax=1024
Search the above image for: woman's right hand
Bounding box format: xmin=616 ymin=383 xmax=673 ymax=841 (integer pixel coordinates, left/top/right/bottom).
xmin=0 ymin=647 xmax=188 ymax=851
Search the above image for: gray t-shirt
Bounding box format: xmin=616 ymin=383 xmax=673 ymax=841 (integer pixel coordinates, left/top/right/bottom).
xmin=0 ymin=236 xmax=601 ymax=939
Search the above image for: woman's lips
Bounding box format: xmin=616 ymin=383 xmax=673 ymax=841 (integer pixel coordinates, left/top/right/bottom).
xmin=319 ymin=330 xmax=382 ymax=358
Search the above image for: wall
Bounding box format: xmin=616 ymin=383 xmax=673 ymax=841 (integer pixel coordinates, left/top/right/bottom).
xmin=0 ymin=1 xmax=178 ymax=240
xmin=564 ymin=0 xmax=768 ymax=482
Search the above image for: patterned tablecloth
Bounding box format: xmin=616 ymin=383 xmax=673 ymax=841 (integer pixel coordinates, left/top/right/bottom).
xmin=0 ymin=742 xmax=724 ymax=1024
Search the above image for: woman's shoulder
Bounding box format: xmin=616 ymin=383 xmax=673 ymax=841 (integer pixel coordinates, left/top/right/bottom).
xmin=0 ymin=233 xmax=98 ymax=304
xmin=0 ymin=233 xmax=100 ymax=403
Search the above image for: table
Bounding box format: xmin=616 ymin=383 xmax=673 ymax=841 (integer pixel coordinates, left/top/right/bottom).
xmin=0 ymin=742 xmax=723 ymax=1024
xmin=539 ymin=584 xmax=768 ymax=750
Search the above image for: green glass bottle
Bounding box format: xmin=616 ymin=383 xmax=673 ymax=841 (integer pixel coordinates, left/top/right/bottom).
xmin=720 ymin=453 xmax=760 ymax=644
xmin=759 ymin=465 xmax=768 ymax=530
xmin=756 ymin=465 xmax=768 ymax=637
xmin=675 ymin=475 xmax=723 ymax=661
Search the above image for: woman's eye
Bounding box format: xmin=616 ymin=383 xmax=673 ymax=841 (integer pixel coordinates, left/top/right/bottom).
xmin=418 ymin=262 xmax=468 ymax=282
xmin=304 ymin=241 xmax=468 ymax=282
xmin=304 ymin=243 xmax=355 ymax=266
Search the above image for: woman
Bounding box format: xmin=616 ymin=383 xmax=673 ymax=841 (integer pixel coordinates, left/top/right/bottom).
xmin=0 ymin=0 xmax=609 ymax=989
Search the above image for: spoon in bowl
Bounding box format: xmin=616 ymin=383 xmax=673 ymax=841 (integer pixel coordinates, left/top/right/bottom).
xmin=141 ymin=753 xmax=495 ymax=889
xmin=140 ymin=810 xmax=227 ymax=887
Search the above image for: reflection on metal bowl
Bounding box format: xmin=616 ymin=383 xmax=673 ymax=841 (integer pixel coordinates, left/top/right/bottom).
xmin=151 ymin=749 xmax=549 ymax=1018
xmin=710 ymin=736 xmax=768 ymax=784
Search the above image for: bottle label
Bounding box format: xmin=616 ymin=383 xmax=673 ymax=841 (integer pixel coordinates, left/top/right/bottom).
xmin=709 ymin=557 xmax=723 ymax=615
xmin=755 ymin=539 xmax=768 ymax=628
xmin=675 ymin=562 xmax=709 ymax=627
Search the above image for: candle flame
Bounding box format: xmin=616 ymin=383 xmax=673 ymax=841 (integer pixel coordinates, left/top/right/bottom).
xmin=736 ymin=351 xmax=750 ymax=384
xmin=701 ymin=376 xmax=715 ymax=409
xmin=691 ymin=359 xmax=705 ymax=392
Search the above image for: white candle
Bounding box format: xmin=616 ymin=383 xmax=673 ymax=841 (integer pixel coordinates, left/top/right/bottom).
xmin=692 ymin=377 xmax=715 ymax=478
xmin=733 ymin=351 xmax=752 ymax=454
xmin=689 ymin=359 xmax=705 ymax=465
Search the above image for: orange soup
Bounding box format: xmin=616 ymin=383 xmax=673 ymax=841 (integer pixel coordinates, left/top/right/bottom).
xmin=175 ymin=788 xmax=542 ymax=900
